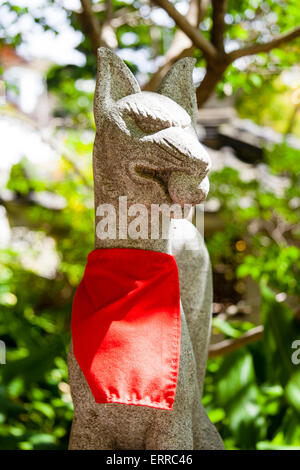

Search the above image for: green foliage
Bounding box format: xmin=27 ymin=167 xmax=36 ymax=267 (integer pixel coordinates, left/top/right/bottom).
xmin=205 ymin=142 xmax=300 ymax=449
xmin=206 ymin=287 xmax=300 ymax=449
xmin=0 ymin=141 xmax=94 ymax=449
xmin=235 ymin=77 xmax=300 ymax=136
xmin=1 ymin=0 xmax=300 ymax=451
xmin=2 ymin=0 xmax=300 ymax=126
xmin=1 ymin=137 xmax=299 ymax=450
xmin=0 ymin=247 xmax=73 ymax=449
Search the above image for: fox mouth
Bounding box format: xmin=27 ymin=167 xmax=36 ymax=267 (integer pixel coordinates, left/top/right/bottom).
xmin=134 ymin=165 xmax=172 ymax=198
xmin=131 ymin=164 xmax=209 ymax=205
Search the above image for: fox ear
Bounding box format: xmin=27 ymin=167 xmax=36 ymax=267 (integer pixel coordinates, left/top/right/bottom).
xmin=156 ymin=57 xmax=198 ymax=127
xmin=94 ymin=47 xmax=141 ymax=128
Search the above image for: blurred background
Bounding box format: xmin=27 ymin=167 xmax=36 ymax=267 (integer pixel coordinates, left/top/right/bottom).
xmin=0 ymin=0 xmax=300 ymax=450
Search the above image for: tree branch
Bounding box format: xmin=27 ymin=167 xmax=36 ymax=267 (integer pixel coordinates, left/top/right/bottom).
xmin=143 ymin=46 xmax=194 ymax=91
xmin=208 ymin=325 xmax=263 ymax=358
xmin=197 ymin=0 xmax=209 ymax=25
xmin=151 ymin=0 xmax=217 ymax=59
xmin=143 ymin=0 xmax=209 ymax=91
xmin=106 ymin=0 xmax=113 ymax=21
xmin=196 ymin=62 xmax=227 ymax=107
xmin=211 ymin=0 xmax=227 ymax=52
xmin=197 ymin=24 xmax=300 ymax=107
xmin=79 ymin=0 xmax=117 ymax=53
xmin=79 ymin=0 xmax=103 ymax=52
xmin=228 ymin=25 xmax=300 ymax=61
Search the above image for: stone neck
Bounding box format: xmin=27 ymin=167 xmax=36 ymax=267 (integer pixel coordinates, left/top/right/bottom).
xmin=94 ymin=203 xmax=173 ymax=255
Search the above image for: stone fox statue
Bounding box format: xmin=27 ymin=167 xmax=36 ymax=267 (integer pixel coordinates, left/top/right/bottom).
xmin=68 ymin=47 xmax=224 ymax=450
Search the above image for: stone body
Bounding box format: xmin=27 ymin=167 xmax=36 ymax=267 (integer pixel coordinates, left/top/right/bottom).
xmin=68 ymin=48 xmax=224 ymax=450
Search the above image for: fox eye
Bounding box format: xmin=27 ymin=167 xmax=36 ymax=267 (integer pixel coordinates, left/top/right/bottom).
xmin=133 ymin=114 xmax=171 ymax=134
xmin=119 ymin=101 xmax=191 ymax=133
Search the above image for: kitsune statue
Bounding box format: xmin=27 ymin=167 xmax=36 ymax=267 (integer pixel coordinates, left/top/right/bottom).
xmin=68 ymin=47 xmax=224 ymax=450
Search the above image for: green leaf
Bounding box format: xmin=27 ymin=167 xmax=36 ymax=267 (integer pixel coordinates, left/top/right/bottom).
xmin=261 ymin=283 xmax=300 ymax=385
xmin=208 ymin=408 xmax=226 ymax=424
xmin=213 ymin=318 xmax=241 ymax=338
xmin=257 ymin=442 xmax=300 ymax=450
xmin=285 ymin=371 xmax=300 ymax=413
xmin=215 ymin=349 xmax=266 ymax=448
xmin=32 ymin=402 xmax=55 ymax=420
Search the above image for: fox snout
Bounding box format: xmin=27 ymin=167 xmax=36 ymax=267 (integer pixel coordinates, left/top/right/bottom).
xmin=143 ymin=126 xmax=211 ymax=176
xmin=142 ymin=126 xmax=211 ymax=205
xmin=168 ymin=171 xmax=210 ymax=205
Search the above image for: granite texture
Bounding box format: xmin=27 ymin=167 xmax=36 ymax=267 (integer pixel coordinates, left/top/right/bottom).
xmin=68 ymin=48 xmax=224 ymax=450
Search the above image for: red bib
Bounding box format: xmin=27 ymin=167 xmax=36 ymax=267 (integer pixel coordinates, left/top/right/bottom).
xmin=71 ymin=248 xmax=181 ymax=410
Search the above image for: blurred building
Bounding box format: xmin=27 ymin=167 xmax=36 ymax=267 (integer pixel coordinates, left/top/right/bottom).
xmin=0 ymin=44 xmax=50 ymax=126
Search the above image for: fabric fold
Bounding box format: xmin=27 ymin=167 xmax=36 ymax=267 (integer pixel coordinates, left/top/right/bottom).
xmin=71 ymin=248 xmax=181 ymax=410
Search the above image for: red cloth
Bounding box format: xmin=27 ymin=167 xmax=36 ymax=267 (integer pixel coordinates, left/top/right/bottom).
xmin=71 ymin=248 xmax=181 ymax=410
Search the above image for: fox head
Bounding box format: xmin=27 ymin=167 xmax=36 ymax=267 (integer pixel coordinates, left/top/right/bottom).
xmin=93 ymin=47 xmax=211 ymax=209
